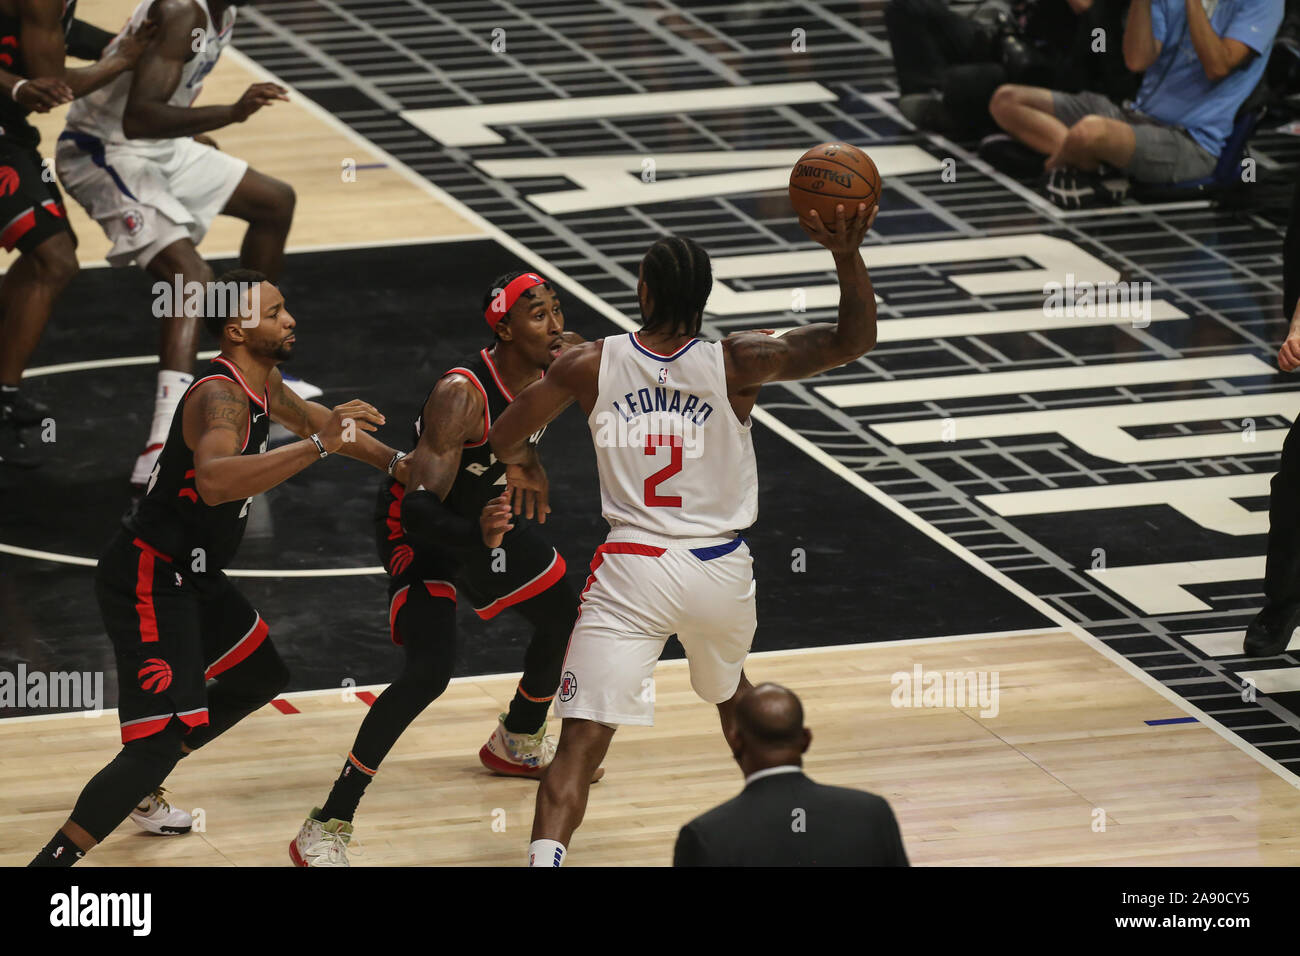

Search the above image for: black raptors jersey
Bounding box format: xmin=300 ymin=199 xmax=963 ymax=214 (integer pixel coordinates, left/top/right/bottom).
xmin=376 ymin=347 xmax=545 ymax=565
xmin=0 ymin=0 xmax=77 ymax=147
xmin=124 ymin=357 xmax=271 ymax=572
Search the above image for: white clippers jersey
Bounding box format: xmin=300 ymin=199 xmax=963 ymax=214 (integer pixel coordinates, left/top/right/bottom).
xmin=589 ymin=332 xmax=757 ymax=540
xmin=65 ymin=0 xmax=236 ymax=146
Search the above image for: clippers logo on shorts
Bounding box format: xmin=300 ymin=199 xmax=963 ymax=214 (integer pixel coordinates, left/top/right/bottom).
xmin=0 ymin=166 xmax=18 ymax=197
xmin=123 ymin=209 xmax=145 ymax=237
xmin=559 ymin=671 xmax=577 ymax=702
xmin=138 ymin=658 xmax=173 ymax=694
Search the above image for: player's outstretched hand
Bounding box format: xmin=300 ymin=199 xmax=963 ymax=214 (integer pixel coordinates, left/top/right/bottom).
xmin=115 ymin=18 xmax=159 ymax=67
xmin=232 ymin=83 xmax=290 ymax=122
xmin=504 ymin=457 xmax=551 ymax=524
xmin=319 ymin=400 xmax=385 ymax=454
xmin=799 ymin=201 xmax=878 ymax=256
xmin=480 ymin=494 xmax=514 ymax=549
xmin=15 ymin=77 xmax=73 ymax=113
xmin=1279 ymin=333 xmax=1300 ymax=372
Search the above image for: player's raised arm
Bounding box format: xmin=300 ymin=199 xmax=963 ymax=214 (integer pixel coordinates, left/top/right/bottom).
xmin=187 ymin=378 xmax=377 ymax=506
xmin=723 ymin=202 xmax=878 ymax=390
xmin=18 ymin=0 xmax=154 ymax=99
xmin=266 ymin=368 xmax=404 ymax=477
xmin=399 ymin=376 xmax=494 ymax=550
xmin=122 ymin=0 xmax=286 ymax=140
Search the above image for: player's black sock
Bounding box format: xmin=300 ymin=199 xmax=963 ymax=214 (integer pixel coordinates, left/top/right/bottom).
xmin=323 ymin=595 xmax=458 ymax=822
xmin=29 ymin=831 xmax=85 ymax=867
xmin=504 ymin=688 xmax=551 ymax=735
xmin=506 ymin=579 xmax=581 ymax=734
xmin=319 ymin=754 xmax=376 ymax=823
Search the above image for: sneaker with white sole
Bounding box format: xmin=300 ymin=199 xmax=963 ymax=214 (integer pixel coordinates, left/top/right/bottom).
xmin=130 ymin=443 xmax=163 ymax=490
xmin=130 ymin=788 xmax=192 ymax=835
xmin=289 ymin=809 xmax=352 ymax=867
xmin=280 ymin=373 xmax=322 ymax=401
xmin=478 ymin=713 xmax=605 ymax=782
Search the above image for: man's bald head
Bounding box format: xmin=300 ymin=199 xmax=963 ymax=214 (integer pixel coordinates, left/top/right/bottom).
xmin=729 ymin=683 xmax=811 ymax=774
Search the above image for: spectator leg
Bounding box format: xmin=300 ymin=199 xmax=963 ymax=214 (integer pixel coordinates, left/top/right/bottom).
xmin=1045 ymin=115 xmax=1136 ymax=173
xmin=989 ymin=84 xmax=1069 ymax=157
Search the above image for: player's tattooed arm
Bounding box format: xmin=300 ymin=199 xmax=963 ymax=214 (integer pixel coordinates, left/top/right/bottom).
xmin=266 ymin=368 xmax=401 ymax=475
xmin=185 ymin=379 xmax=324 ymax=506
xmin=724 ymin=202 xmax=878 ymax=391
xmin=18 ymin=0 xmax=155 ymax=99
xmin=399 ymin=377 xmax=489 ymax=549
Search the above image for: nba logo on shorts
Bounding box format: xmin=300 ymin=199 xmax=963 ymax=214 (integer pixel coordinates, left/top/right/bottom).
xmin=658 ymin=367 xmax=668 ymax=384
xmin=123 ymin=209 xmax=145 ymax=236
xmin=559 ymin=671 xmax=577 ymax=702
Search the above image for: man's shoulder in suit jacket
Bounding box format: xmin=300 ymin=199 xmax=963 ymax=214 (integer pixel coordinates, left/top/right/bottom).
xmin=673 ymin=771 xmax=909 ymax=867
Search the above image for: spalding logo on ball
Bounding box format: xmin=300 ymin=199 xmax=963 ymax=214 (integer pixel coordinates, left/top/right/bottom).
xmin=788 ymin=142 xmax=881 ymax=225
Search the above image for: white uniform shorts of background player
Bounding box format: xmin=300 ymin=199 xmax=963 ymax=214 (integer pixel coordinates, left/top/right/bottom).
xmin=554 ymin=331 xmax=760 ymax=727
xmin=53 ymin=0 xmax=246 ymax=268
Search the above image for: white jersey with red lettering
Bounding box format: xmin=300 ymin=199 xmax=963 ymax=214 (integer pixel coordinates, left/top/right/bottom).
xmin=587 ymin=331 xmax=757 ymax=544
xmin=64 ymin=0 xmax=236 ymax=147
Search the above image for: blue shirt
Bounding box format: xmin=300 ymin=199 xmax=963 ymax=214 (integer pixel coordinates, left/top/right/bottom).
xmin=1134 ymin=0 xmax=1283 ymax=158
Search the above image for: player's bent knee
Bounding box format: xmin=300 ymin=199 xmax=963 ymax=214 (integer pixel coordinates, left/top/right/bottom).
xmin=31 ymin=233 xmax=79 ymax=287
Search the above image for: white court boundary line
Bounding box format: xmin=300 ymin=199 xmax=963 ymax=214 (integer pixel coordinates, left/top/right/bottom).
xmin=20 ymin=47 xmax=1288 ymax=788
xmin=0 ymin=626 xmax=1067 ymax=725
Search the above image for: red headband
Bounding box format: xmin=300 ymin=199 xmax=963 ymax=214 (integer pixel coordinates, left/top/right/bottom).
xmin=485 ymin=273 xmax=548 ymax=329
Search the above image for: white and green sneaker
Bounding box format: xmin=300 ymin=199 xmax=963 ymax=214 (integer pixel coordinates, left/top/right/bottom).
xmin=289 ymin=809 xmax=353 ymax=867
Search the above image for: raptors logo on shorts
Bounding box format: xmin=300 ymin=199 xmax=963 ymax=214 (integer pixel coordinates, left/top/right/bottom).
xmin=559 ymin=671 xmax=577 ymax=702
xmin=138 ymin=658 xmax=173 ymax=694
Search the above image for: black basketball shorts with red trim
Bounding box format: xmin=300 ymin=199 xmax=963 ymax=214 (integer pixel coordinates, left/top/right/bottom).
xmin=95 ymin=530 xmax=271 ymax=743
xmin=383 ymin=519 xmax=567 ymax=645
xmin=0 ymin=138 xmax=72 ymax=254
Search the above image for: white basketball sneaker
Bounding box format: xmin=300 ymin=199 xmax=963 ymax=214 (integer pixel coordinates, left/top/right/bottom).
xmin=290 ymin=809 xmax=353 ymax=867
xmin=129 ymin=788 xmax=192 ymax=835
xmin=478 ymin=713 xmax=606 ymax=782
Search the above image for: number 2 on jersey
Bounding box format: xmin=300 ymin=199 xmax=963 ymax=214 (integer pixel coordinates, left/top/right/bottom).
xmin=644 ymin=433 xmax=683 ymax=507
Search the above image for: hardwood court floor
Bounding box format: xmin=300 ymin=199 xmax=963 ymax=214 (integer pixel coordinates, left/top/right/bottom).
xmin=26 ymin=0 xmax=479 ymax=266
xmin=3 ymin=630 xmax=1298 ymax=867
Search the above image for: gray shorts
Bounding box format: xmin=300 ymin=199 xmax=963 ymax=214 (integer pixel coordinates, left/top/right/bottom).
xmin=1051 ymin=90 xmax=1217 ymax=184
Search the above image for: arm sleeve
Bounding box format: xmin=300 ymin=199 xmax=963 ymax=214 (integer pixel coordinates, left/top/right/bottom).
xmin=673 ymin=824 xmax=705 ymax=867
xmin=66 ymin=19 xmax=117 ymax=60
xmin=1224 ymin=0 xmax=1284 ymax=56
xmin=400 ymin=489 xmax=482 ymax=551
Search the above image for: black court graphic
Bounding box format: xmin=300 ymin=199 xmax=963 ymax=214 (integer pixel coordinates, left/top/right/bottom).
xmin=0 ymin=238 xmax=1049 ymax=717
xmin=226 ymin=0 xmax=1300 ymax=775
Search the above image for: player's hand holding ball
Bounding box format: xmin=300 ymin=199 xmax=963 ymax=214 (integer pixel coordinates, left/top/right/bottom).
xmin=319 ymin=400 xmax=385 ymax=453
xmin=480 ymin=494 xmax=514 ymax=549
xmin=800 ymin=201 xmax=878 ymax=257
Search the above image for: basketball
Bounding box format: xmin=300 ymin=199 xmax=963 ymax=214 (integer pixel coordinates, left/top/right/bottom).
xmin=788 ymin=142 xmax=881 ymax=225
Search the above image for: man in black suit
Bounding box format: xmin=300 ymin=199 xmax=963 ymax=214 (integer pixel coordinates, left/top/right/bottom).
xmin=673 ymin=683 xmax=908 ymax=867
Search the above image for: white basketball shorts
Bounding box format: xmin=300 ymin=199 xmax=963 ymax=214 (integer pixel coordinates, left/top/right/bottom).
xmin=554 ymin=534 xmax=756 ymax=727
xmin=55 ymin=132 xmax=248 ymax=268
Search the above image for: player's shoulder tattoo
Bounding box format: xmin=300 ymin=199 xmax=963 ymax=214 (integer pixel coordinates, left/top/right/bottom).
xmin=198 ymin=379 xmax=247 ymax=433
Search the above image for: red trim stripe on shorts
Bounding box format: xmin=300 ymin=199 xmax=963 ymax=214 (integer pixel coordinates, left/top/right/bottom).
xmin=473 ymin=550 xmax=567 ymax=620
